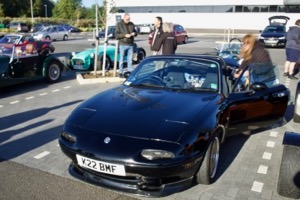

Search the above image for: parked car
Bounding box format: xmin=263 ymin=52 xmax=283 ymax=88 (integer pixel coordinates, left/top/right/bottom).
xmin=98 ymin=26 xmax=116 ymax=39
xmin=0 ymin=33 xmax=55 ymax=55
xmin=59 ymin=54 xmax=289 ymax=197
xmin=148 ymin=23 xmax=188 ymax=44
xmin=6 ymin=22 xmax=29 ymax=32
xmin=68 ymin=26 xmax=81 ymax=33
xmin=0 ymin=44 xmax=66 ymax=88
xmin=70 ymin=42 xmax=146 ymax=71
xmin=258 ymin=16 xmax=290 ymax=48
xmin=277 ymin=81 xmax=300 ymax=199
xmin=139 ymin=24 xmax=154 ymax=34
xmin=32 ymin=25 xmax=69 ymax=41
xmin=30 ymin=23 xmax=50 ymax=32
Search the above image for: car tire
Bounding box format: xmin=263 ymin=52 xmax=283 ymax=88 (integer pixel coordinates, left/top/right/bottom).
xmin=183 ymin=36 xmax=188 ymax=44
xmin=294 ymin=82 xmax=300 ymax=123
xmin=63 ymin=35 xmax=68 ymax=41
xmin=45 ymin=61 xmax=62 ymax=83
xmin=45 ymin=36 xmax=51 ymax=40
xmin=98 ymin=56 xmax=112 ymax=71
xmin=195 ymin=133 xmax=220 ymax=184
xmin=135 ymin=49 xmax=146 ymax=64
xmin=277 ymin=144 xmax=300 ymax=199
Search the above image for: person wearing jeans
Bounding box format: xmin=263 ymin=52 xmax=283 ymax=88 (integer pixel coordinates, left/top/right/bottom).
xmin=115 ymin=13 xmax=137 ymax=78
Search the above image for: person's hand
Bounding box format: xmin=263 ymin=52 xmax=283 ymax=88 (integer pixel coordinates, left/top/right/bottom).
xmin=130 ymin=32 xmax=135 ymax=36
xmin=125 ymin=34 xmax=132 ymax=38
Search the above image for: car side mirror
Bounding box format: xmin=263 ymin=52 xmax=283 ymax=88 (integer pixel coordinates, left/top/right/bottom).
xmin=91 ymin=43 xmax=95 ymax=47
xmin=251 ymin=82 xmax=267 ymax=91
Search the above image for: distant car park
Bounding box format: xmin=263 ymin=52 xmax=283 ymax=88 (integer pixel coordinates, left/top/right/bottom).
xmin=6 ymin=22 xmax=29 ymax=32
xmin=139 ymin=24 xmax=154 ymax=34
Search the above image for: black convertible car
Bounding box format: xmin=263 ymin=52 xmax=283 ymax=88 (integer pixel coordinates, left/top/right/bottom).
xmin=0 ymin=43 xmax=66 ymax=88
xmin=59 ymin=54 xmax=289 ymax=197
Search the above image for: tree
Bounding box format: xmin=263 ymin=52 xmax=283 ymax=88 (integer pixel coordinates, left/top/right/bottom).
xmin=52 ymin=0 xmax=82 ymax=19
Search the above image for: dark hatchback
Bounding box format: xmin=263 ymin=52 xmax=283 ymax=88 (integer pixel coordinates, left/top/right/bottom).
xmin=259 ymin=16 xmax=290 ymax=47
xmin=59 ymin=54 xmax=289 ymax=197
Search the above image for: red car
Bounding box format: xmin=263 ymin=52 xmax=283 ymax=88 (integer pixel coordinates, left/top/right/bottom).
xmin=148 ymin=23 xmax=188 ymax=45
xmin=0 ymin=33 xmax=55 ymax=55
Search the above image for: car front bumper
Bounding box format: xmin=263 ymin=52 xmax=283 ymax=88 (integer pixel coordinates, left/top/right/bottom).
xmin=259 ymin=39 xmax=286 ymax=47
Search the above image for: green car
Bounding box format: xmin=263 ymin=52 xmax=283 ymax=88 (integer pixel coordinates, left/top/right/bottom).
xmin=70 ymin=42 xmax=146 ymax=71
xmin=0 ymin=43 xmax=67 ymax=88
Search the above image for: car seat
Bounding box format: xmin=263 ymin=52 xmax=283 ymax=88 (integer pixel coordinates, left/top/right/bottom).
xmin=201 ymin=67 xmax=218 ymax=90
xmin=164 ymin=66 xmax=186 ymax=88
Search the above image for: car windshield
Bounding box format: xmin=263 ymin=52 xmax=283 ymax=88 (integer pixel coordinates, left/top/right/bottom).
xmin=263 ymin=26 xmax=285 ymax=33
xmin=0 ymin=44 xmax=14 ymax=55
xmin=40 ymin=27 xmax=52 ymax=32
xmin=125 ymin=57 xmax=220 ymax=92
xmin=0 ymin=35 xmax=21 ymax=44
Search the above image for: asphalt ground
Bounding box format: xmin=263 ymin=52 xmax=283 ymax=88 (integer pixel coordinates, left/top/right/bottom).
xmin=0 ymin=32 xmax=299 ymax=200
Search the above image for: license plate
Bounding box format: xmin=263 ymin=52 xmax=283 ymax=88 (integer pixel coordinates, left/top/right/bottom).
xmin=265 ymin=40 xmax=278 ymax=44
xmin=76 ymin=154 xmax=126 ymax=176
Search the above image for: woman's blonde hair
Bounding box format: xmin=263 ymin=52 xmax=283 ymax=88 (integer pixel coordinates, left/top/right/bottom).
xmin=239 ymin=34 xmax=256 ymax=61
xmin=162 ymin=22 xmax=174 ymax=33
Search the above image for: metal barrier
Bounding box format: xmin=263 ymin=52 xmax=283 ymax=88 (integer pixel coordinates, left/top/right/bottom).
xmin=223 ymin=28 xmax=235 ymax=42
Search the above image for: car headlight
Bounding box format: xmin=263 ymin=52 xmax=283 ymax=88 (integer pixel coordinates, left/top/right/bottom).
xmin=90 ymin=53 xmax=95 ymax=59
xmin=60 ymin=131 xmax=77 ymax=143
xmin=141 ymin=149 xmax=175 ymax=160
xmin=71 ymin=52 xmax=76 ymax=56
xmin=279 ymin=37 xmax=285 ymax=40
xmin=259 ymin=36 xmax=264 ymax=40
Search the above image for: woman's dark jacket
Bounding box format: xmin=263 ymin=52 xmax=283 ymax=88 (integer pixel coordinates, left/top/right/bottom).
xmin=152 ymin=32 xmax=177 ymax=55
xmin=115 ymin=20 xmax=137 ymax=45
xmin=240 ymin=41 xmax=272 ymax=71
xmin=150 ymin=26 xmax=164 ymax=51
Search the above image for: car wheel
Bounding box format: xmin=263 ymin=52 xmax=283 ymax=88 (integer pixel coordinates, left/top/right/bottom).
xmin=63 ymin=35 xmax=68 ymax=41
xmin=45 ymin=61 xmax=62 ymax=82
xmin=294 ymin=82 xmax=300 ymax=123
xmin=277 ymin=144 xmax=300 ymax=199
xmin=99 ymin=56 xmax=112 ymax=71
xmin=195 ymin=133 xmax=220 ymax=184
xmin=45 ymin=36 xmax=51 ymax=40
xmin=183 ymin=36 xmax=188 ymax=44
xmin=135 ymin=49 xmax=146 ymax=64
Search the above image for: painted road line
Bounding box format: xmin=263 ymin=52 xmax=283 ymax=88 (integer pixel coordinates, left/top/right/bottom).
xmin=39 ymin=93 xmax=48 ymax=96
xmin=64 ymin=86 xmax=71 ymax=89
xmin=0 ymin=105 xmax=3 ymax=108
xmin=270 ymin=131 xmax=278 ymax=137
xmin=251 ymin=181 xmax=264 ymax=193
xmin=34 ymin=151 xmax=50 ymax=159
xmin=10 ymin=100 xmax=20 ymax=104
xmin=262 ymin=152 xmax=272 ymax=160
xmin=266 ymin=141 xmax=275 ymax=148
xmin=257 ymin=165 xmax=268 ymax=174
xmin=52 ymin=89 xmax=60 ymax=93
xmin=25 ymin=96 xmax=35 ymax=100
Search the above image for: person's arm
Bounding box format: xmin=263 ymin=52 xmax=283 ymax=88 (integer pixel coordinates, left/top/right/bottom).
xmin=152 ymin=34 xmax=164 ymax=51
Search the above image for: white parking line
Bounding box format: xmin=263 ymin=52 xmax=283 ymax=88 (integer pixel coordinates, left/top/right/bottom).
xmin=0 ymin=105 xmax=3 ymax=108
xmin=52 ymin=89 xmax=60 ymax=92
xmin=64 ymin=86 xmax=71 ymax=89
xmin=257 ymin=165 xmax=268 ymax=174
xmin=270 ymin=131 xmax=278 ymax=137
xmin=10 ymin=100 xmax=20 ymax=104
xmin=25 ymin=96 xmax=35 ymax=100
xmin=262 ymin=152 xmax=272 ymax=160
xmin=266 ymin=141 xmax=275 ymax=148
xmin=251 ymin=181 xmax=264 ymax=193
xmin=39 ymin=93 xmax=48 ymax=96
xmin=34 ymin=151 xmax=50 ymax=159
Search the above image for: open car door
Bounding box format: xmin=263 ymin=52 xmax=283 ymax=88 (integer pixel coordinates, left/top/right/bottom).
xmin=226 ymin=63 xmax=289 ymax=135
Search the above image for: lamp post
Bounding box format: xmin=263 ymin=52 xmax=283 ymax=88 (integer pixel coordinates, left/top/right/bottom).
xmin=30 ymin=0 xmax=34 ymax=25
xmin=44 ymin=4 xmax=47 ymax=19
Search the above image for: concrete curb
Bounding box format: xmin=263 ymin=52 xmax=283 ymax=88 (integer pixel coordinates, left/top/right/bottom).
xmin=76 ymin=72 xmax=124 ymax=85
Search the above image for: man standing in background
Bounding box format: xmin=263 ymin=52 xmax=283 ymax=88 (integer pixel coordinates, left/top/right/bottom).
xmin=115 ymin=13 xmax=137 ymax=78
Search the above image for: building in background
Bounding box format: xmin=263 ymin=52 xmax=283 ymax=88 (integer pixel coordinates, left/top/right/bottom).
xmin=107 ymin=0 xmax=300 ymax=31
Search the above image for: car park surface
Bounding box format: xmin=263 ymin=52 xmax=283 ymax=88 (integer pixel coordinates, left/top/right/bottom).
xmin=0 ymin=33 xmax=299 ymax=199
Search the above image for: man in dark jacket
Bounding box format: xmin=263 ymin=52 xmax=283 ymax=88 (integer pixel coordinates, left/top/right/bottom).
xmin=115 ymin=13 xmax=137 ymax=78
xmin=150 ymin=16 xmax=163 ymax=55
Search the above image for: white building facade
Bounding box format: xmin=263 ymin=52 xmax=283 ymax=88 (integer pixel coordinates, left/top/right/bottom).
xmin=108 ymin=0 xmax=300 ymax=31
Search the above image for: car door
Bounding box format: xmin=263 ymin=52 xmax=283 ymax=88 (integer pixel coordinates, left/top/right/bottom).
xmin=174 ymin=25 xmax=184 ymax=43
xmin=225 ymin=64 xmax=289 ymax=136
xmin=51 ymin=27 xmax=58 ymax=40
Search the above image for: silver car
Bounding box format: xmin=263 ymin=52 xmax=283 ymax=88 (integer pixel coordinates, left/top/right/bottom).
xmin=32 ymin=25 xmax=69 ymax=41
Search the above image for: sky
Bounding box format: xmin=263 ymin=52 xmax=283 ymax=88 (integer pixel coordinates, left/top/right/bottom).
xmin=82 ymin=0 xmax=103 ymax=8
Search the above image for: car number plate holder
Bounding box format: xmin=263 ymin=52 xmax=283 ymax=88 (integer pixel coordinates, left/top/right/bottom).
xmin=76 ymin=154 xmax=126 ymax=176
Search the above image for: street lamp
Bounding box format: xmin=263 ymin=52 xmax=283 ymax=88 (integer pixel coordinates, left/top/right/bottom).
xmin=44 ymin=4 xmax=47 ymax=18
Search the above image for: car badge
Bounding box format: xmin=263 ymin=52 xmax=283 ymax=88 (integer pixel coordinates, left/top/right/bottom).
xmin=104 ymin=137 xmax=111 ymax=144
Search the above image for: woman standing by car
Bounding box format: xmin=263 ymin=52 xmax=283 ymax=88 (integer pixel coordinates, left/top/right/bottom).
xmin=152 ymin=22 xmax=177 ymax=55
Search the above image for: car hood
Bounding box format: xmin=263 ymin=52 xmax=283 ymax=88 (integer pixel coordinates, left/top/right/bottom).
xmin=260 ymin=32 xmax=285 ymax=38
xmin=72 ymin=46 xmax=116 ymax=59
xmin=66 ymin=86 xmax=218 ymax=142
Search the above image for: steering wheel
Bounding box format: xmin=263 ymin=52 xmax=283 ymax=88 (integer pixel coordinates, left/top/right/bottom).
xmin=140 ymin=75 xmax=165 ymax=86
